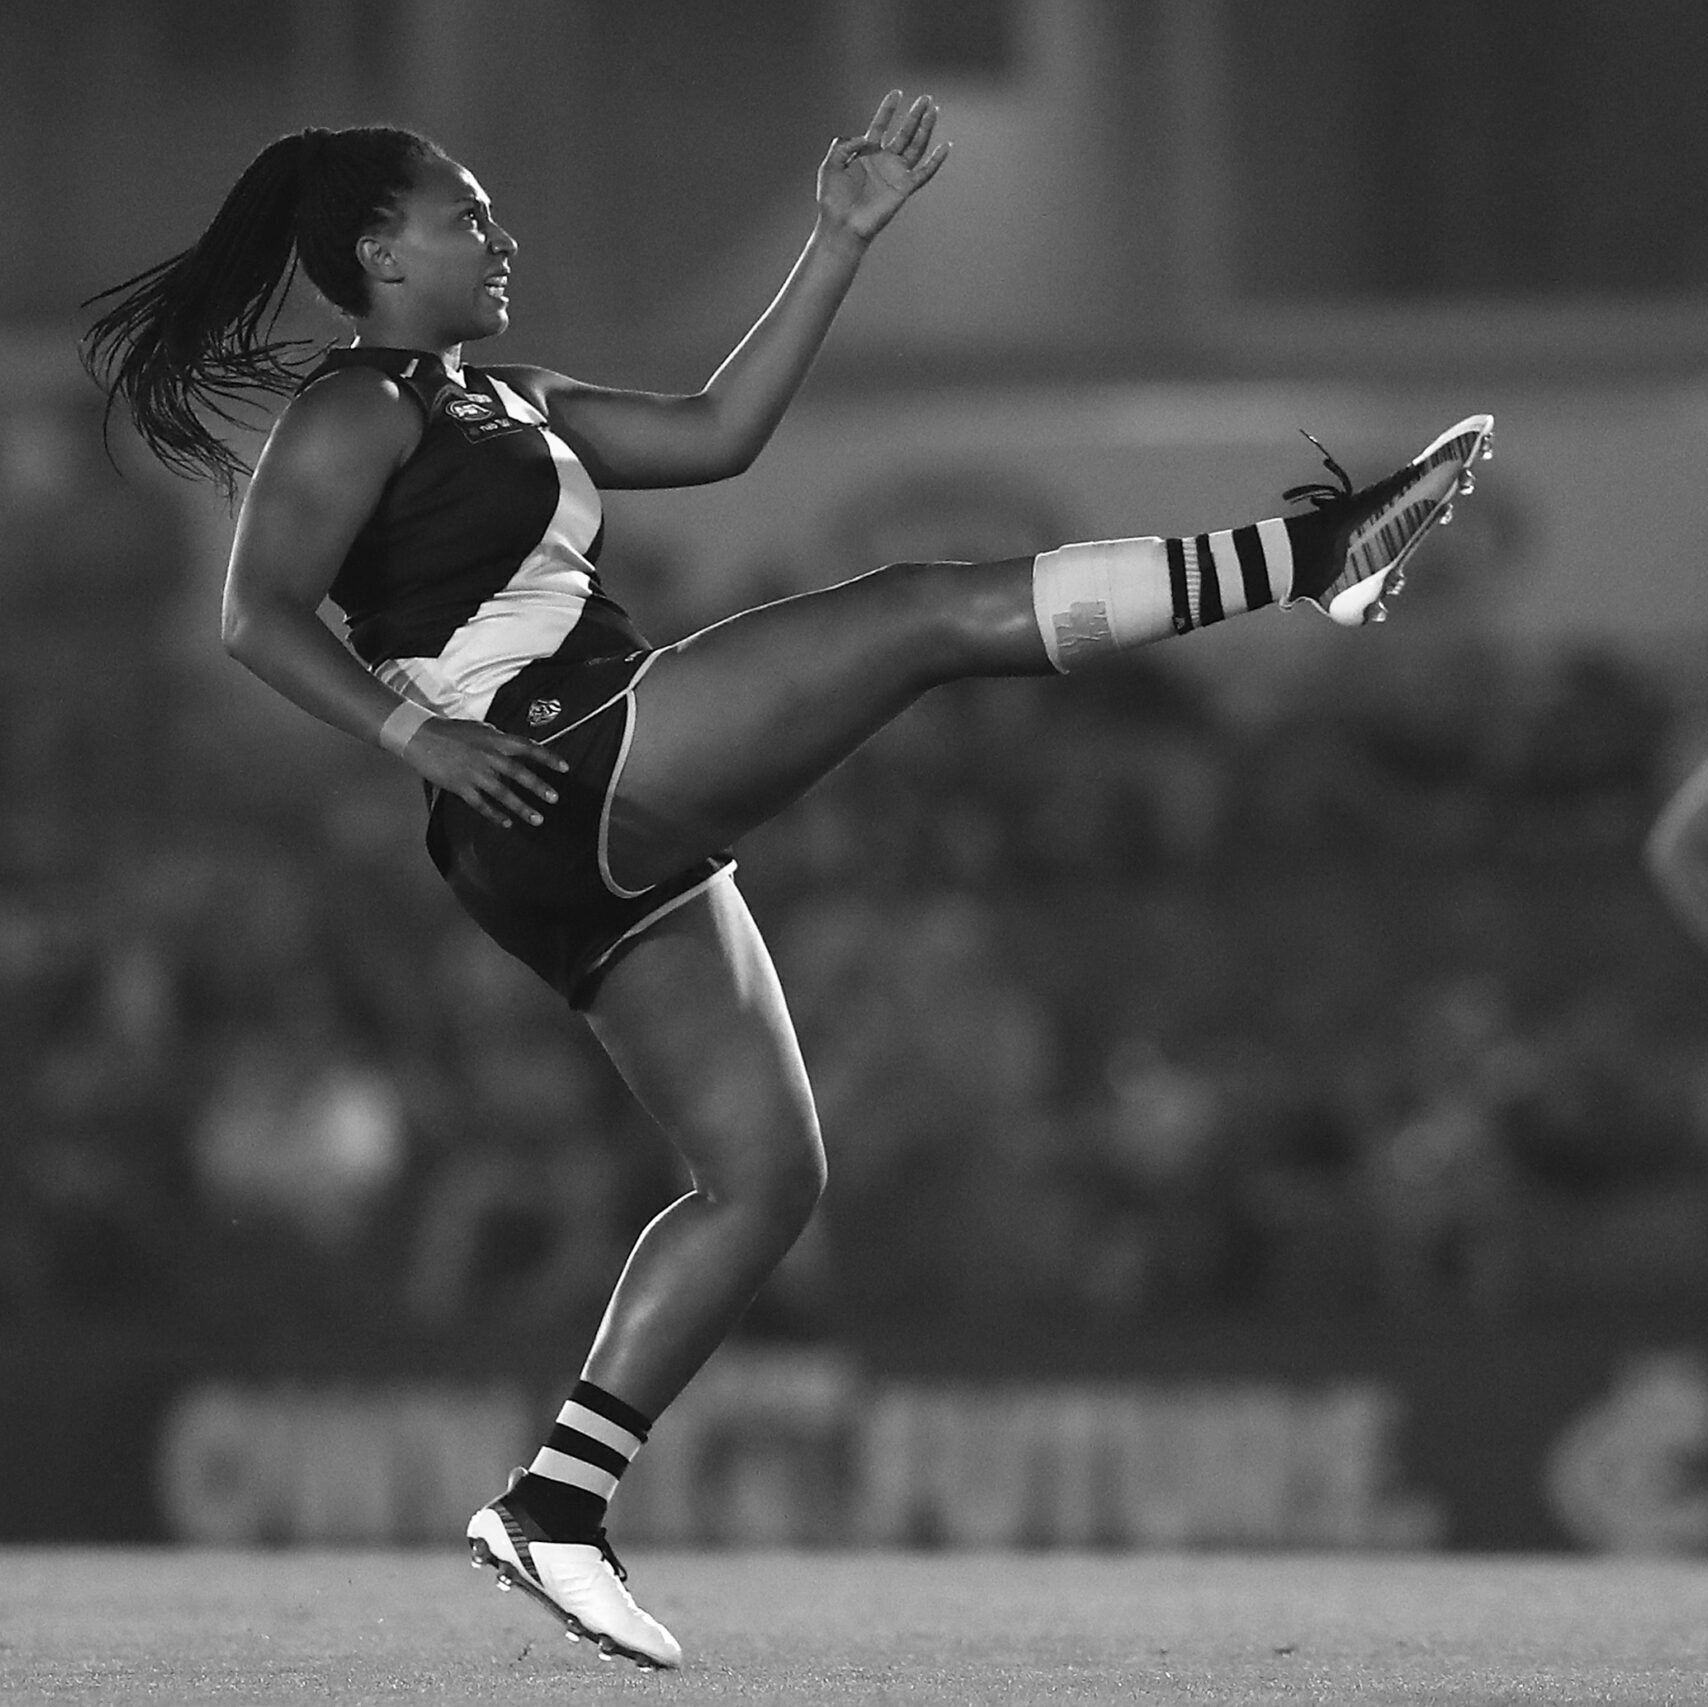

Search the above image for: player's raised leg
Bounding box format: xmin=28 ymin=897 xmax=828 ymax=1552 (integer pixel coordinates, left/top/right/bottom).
xmin=609 ymin=413 xmax=1494 ymax=890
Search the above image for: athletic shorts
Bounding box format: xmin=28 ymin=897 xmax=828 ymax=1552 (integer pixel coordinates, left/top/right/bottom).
xmin=424 ymin=649 xmax=735 ymax=1008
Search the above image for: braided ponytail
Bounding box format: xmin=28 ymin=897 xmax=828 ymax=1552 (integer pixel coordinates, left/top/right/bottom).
xmin=81 ymin=124 xmax=442 ymax=500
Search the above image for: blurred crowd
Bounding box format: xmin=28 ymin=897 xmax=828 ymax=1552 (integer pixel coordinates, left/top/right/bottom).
xmin=5 ymin=410 xmax=1708 ymax=1362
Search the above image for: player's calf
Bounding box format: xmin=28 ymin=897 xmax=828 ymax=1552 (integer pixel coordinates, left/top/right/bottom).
xmin=1031 ymin=413 xmax=1495 ymax=668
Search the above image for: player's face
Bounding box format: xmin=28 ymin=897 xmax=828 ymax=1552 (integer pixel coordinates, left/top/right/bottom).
xmin=374 ymin=155 xmax=517 ymax=341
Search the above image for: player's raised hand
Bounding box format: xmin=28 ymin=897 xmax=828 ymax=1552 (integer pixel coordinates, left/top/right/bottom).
xmin=817 ymin=91 xmax=950 ymax=243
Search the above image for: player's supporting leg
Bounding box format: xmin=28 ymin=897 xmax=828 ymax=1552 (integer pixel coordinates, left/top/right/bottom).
xmin=609 ymin=414 xmax=1492 ymax=889
xmin=469 ymin=877 xmax=821 ymax=1670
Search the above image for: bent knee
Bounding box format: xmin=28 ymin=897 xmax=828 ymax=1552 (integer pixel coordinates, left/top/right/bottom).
xmin=869 ymin=557 xmax=1020 ymax=677
xmin=870 ymin=557 xmax=973 ymax=616
xmin=708 ymin=1124 xmax=826 ymax=1228
xmin=759 ymin=1130 xmax=828 ymax=1227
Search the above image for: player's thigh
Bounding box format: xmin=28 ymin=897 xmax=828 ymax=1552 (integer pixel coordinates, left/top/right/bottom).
xmin=608 ymin=559 xmax=1038 ymax=888
xmin=582 ymin=875 xmax=824 ymax=1205
xmin=618 ymin=570 xmax=939 ymax=823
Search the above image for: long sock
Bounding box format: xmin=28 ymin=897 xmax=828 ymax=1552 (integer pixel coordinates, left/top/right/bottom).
xmin=1031 ymin=508 xmax=1355 ymax=671
xmin=508 ymin=1379 xmax=652 ymax=1540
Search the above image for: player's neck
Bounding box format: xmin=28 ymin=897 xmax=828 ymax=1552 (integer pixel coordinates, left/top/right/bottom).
xmin=349 ymin=323 xmax=464 ymax=375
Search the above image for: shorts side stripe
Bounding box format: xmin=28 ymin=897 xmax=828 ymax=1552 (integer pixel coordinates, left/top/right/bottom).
xmin=596 ymin=655 xmax=664 ymax=901
xmin=582 ymin=864 xmax=740 ymax=986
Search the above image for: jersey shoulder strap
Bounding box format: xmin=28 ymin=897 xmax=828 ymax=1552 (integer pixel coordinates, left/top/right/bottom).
xmin=294 ymin=346 xmax=459 ymax=419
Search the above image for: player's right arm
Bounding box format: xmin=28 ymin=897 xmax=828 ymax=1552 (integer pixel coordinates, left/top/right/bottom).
xmin=222 ymin=369 xmax=566 ymax=828
xmin=493 ymin=92 xmax=948 ymax=492
xmin=1647 ymin=758 xmax=1708 ymax=950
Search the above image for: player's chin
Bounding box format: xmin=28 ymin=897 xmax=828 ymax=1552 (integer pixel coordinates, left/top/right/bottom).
xmin=471 ymin=296 xmax=511 ymax=337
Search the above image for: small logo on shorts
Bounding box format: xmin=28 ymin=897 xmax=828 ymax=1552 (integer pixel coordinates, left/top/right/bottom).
xmin=527 ymin=697 xmax=563 ymax=727
xmin=445 ymin=396 xmax=494 ymax=422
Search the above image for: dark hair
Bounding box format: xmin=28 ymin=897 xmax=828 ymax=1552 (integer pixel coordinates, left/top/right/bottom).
xmin=80 ymin=124 xmax=443 ymax=499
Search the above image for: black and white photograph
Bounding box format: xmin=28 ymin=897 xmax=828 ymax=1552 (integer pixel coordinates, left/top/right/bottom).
xmin=4 ymin=3 xmax=1706 ymax=1701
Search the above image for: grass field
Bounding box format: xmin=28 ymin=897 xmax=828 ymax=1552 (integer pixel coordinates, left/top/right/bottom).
xmin=3 ymin=1548 xmax=1704 ymax=1705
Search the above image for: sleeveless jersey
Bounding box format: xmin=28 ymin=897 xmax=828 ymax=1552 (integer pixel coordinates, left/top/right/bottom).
xmin=297 ymin=345 xmax=647 ymax=722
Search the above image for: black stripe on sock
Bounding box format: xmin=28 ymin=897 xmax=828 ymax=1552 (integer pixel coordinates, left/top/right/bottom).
xmin=570 ymin=1379 xmax=653 ymax=1442
xmin=509 ymin=1471 xmax=607 ymax=1542
xmin=1165 ymin=534 xmax=1192 ymax=634
xmin=1282 ymin=510 xmax=1334 ymax=603
xmin=1194 ymin=535 xmax=1224 ymax=626
xmin=1232 ymin=524 xmax=1274 ymax=610
xmin=544 ymin=1425 xmax=632 ymax=1479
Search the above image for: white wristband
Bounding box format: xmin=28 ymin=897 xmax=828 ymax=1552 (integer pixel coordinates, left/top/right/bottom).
xmin=378 ymin=699 xmax=434 ymax=756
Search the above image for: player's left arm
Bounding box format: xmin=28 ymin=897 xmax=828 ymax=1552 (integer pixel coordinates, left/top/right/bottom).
xmin=493 ymin=91 xmax=948 ymax=490
xmin=1647 ymin=757 xmax=1708 ymax=950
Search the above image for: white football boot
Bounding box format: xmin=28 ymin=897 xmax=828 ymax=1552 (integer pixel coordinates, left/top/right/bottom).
xmin=467 ymin=1496 xmax=682 ymax=1670
xmin=1281 ymin=413 xmax=1495 ymax=626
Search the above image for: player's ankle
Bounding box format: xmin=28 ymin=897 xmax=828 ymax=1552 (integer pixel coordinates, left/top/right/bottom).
xmin=508 ymin=1378 xmax=654 ymax=1542
xmin=507 ymin=1471 xmax=608 ymax=1543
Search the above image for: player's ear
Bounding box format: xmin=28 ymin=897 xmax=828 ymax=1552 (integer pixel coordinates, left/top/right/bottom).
xmin=356 ymin=233 xmax=404 ymax=285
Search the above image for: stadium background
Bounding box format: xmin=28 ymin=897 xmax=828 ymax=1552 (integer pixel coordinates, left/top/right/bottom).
xmin=5 ymin=0 xmax=1708 ymax=1558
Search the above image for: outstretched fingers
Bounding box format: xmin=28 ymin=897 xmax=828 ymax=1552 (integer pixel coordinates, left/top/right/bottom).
xmin=818 ymin=91 xmax=951 ymax=227
xmin=862 ymin=89 xmax=902 ymax=146
xmin=909 ymin=136 xmax=951 ymax=189
xmin=886 ymin=93 xmax=936 ymax=164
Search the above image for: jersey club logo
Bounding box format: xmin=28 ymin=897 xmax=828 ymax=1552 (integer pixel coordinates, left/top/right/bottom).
xmin=527 ymin=697 xmax=563 ymax=728
xmin=441 ymin=391 xmax=528 ymax=444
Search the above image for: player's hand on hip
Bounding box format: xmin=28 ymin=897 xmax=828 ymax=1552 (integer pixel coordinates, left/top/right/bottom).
xmin=817 ymin=91 xmax=950 ymax=244
xmin=400 ymin=717 xmax=569 ymax=829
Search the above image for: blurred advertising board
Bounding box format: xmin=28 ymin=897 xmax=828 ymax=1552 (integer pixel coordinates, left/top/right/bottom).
xmin=6 ymin=1329 xmax=1705 ymax=1552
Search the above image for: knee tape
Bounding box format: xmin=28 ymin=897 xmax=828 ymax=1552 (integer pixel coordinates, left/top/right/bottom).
xmin=1031 ymin=538 xmax=1178 ymax=672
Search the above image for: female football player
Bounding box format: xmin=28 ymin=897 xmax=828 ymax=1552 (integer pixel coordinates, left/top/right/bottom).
xmin=84 ymin=94 xmax=1489 ymax=1668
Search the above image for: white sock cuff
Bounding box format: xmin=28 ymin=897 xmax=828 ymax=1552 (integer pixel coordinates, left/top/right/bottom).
xmin=1031 ymin=537 xmax=1177 ymax=672
xmin=528 ymin=1446 xmax=621 ymax=1501
xmin=1256 ymin=517 xmax=1295 ymax=603
xmin=554 ymin=1400 xmax=645 ymax=1460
